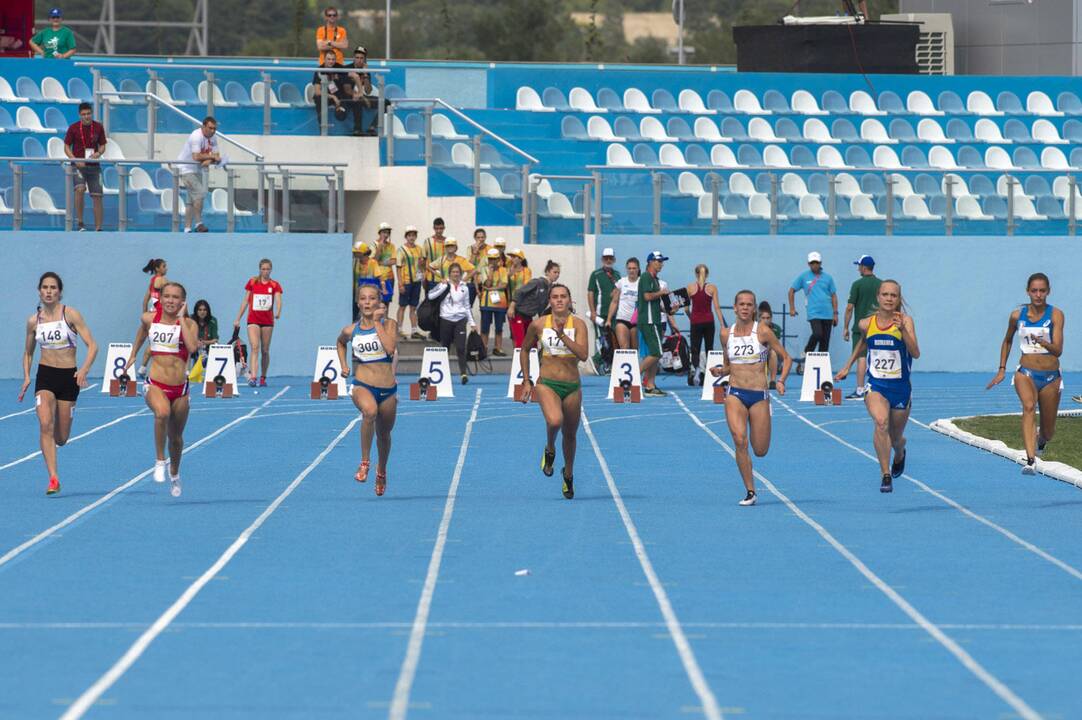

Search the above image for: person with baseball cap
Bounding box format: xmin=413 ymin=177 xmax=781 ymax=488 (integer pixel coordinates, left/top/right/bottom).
xmin=30 ymin=9 xmax=76 ymax=59
xmin=395 ymin=225 xmax=424 ymax=338
xmin=844 ymin=255 xmax=882 ymax=398
xmin=788 ymin=251 xmax=838 ymax=374
xmin=587 ymin=248 xmax=621 ymax=372
xmin=637 ymin=250 xmax=677 ymax=396
xmin=352 ymin=241 xmax=381 ymax=321
xmin=373 ymin=222 xmax=397 ymax=306
xmin=476 ymin=248 xmax=510 ymax=356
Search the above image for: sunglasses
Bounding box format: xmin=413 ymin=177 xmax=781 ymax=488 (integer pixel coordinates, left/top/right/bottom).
xmin=325 ymin=12 xmax=338 ymax=17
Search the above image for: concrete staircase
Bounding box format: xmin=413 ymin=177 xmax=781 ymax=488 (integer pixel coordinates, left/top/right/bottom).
xmin=395 ymin=335 xmax=515 ymax=378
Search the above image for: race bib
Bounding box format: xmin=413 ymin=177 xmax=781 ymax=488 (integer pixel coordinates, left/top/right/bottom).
xmin=253 ymin=293 xmax=273 ymax=311
xmin=1019 ymin=326 xmax=1050 ymax=355
xmin=542 ymin=328 xmax=575 ymax=357
xmin=149 ymin=323 xmax=181 ymax=353
xmin=869 ymin=348 xmax=902 ymax=379
xmin=488 ymin=290 xmax=504 ymax=305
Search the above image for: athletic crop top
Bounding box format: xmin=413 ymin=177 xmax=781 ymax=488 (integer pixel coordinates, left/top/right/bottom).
xmin=1017 ymin=304 xmax=1054 ymax=355
xmin=865 ymin=315 xmax=911 ymax=386
xmin=726 ymin=322 xmax=765 ymax=365
xmin=352 ymin=322 xmax=392 ymax=364
xmin=540 ymin=314 xmax=576 ymax=358
xmin=149 ymin=305 xmax=189 ymax=361
xmin=36 ymin=305 xmax=77 ymax=351
xmin=148 ymin=275 xmax=162 ymax=309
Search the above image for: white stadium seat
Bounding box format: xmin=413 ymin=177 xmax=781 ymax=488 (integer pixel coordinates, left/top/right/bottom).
xmin=791 ymin=89 xmax=826 ymax=115
xmin=16 ymin=107 xmax=53 ymax=133
xmin=46 ymin=137 xmax=65 ymax=158
xmin=697 ymin=194 xmax=737 ymax=220
xmin=42 ymin=76 xmax=77 ymax=103
xmin=251 ymin=82 xmax=290 ymax=109
xmin=799 ymin=195 xmax=828 ymax=219
xmin=515 ymin=86 xmax=550 ymax=111
xmin=0 ymin=76 xmax=29 ymax=102
xmin=432 ymin=113 xmax=467 ymax=139
xmin=734 ymin=89 xmax=769 ymax=114
xmin=967 ymin=91 xmax=1002 ymax=116
xmin=873 ymin=146 xmax=905 ymax=169
xmin=29 ymin=187 xmax=65 ymax=215
xmin=710 ymin=144 xmax=741 ymax=168
xmin=985 ymin=146 xmax=1017 ymax=170
xmin=569 ymin=87 xmax=604 ymax=113
xmin=906 ymin=91 xmax=942 ymax=116
xmin=1032 ymin=119 xmax=1067 ymax=144
xmin=728 ymin=172 xmax=756 ymax=197
xmin=749 ymin=117 xmax=782 ymax=142
xmin=781 ymin=173 xmax=809 ymax=198
xmin=198 ymin=80 xmax=237 ymax=108
xmin=928 ymin=146 xmax=960 ymax=170
xmin=480 ymin=172 xmax=513 ymax=199
xmin=850 ymin=195 xmax=885 ymax=220
xmin=749 ymin=193 xmax=784 ymax=219
xmin=955 ymin=195 xmax=992 ymax=220
xmin=587 ymin=116 xmax=623 ymax=142
xmin=678 ymin=89 xmax=712 ymax=114
xmin=1041 ymin=147 xmax=1070 ymax=170
xmin=211 ymin=188 xmax=254 ymax=216
xmin=659 ymin=143 xmax=690 ymax=167
xmin=803 ymin=118 xmax=837 ymax=143
xmin=623 ymin=88 xmax=659 ymax=114
xmin=606 ymin=144 xmax=641 ymax=167
xmin=640 ymin=116 xmax=676 ymax=142
xmin=763 ymin=145 xmax=792 ymax=168
xmin=974 ymin=118 xmax=1008 ymax=143
xmin=1027 ymin=91 xmax=1063 ymax=117
xmin=902 ymin=195 xmax=939 ymax=220
xmin=849 ymin=90 xmax=884 ymax=115
xmin=547 ymin=192 xmax=583 ymax=218
xmin=917 ymin=119 xmax=952 ymax=144
xmin=693 ymin=117 xmax=723 ymax=142
xmin=860 ymin=119 xmax=894 ymax=144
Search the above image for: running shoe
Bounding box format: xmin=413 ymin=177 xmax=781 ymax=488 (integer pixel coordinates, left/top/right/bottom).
xmin=891 ymin=449 xmax=906 ymax=478
xmin=561 ymin=470 xmax=574 ymax=500
xmin=137 ymin=365 xmax=148 ymax=379
xmin=247 ymin=376 xmax=258 ymax=387
xmin=375 ymin=471 xmax=386 ymax=496
xmin=492 ymin=348 xmax=507 ymax=357
xmin=687 ymin=372 xmax=696 ymax=387
xmin=795 ymin=361 xmax=805 ymax=376
xmin=355 ymin=460 xmax=370 ymax=483
xmin=1022 ymin=457 xmax=1037 ymax=475
xmin=648 ymin=387 xmax=667 ymax=397
xmin=259 ymin=377 xmax=267 ymax=387
xmin=411 ymin=330 xmax=425 ymax=340
xmin=1037 ymin=432 xmax=1048 ymax=454
xmin=541 ymin=447 xmax=556 ymax=477
xmin=153 ymin=460 xmax=168 ymax=484
xmin=880 ymin=474 xmax=893 ymax=493
xmin=1072 ymin=394 xmax=1082 ymax=404
xmin=170 ymin=472 xmax=182 ymax=498
xmin=461 ymin=374 xmax=469 ymax=385
xmin=739 ymin=490 xmax=757 ymax=506
xmin=845 ymin=389 xmax=864 ymax=399
xmin=46 ymin=476 xmax=60 ymax=496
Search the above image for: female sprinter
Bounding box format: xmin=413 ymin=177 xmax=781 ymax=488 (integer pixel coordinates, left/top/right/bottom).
xmin=126 ymin=282 xmax=199 ymax=497
xmin=233 ymin=258 xmax=282 ymax=387
xmin=337 ymin=284 xmax=398 ymax=496
xmin=137 ymin=258 xmax=168 ymax=377
xmin=684 ymin=264 xmax=725 ymax=386
xmin=711 ymin=290 xmax=791 ymax=506
xmin=18 ymin=272 xmax=99 ymax=495
xmin=520 ymin=284 xmax=589 ymax=500
xmin=986 ymin=272 xmax=1065 ymax=474
xmin=835 ymin=280 xmax=920 ymax=492
xmin=606 ymin=257 xmax=640 ymax=351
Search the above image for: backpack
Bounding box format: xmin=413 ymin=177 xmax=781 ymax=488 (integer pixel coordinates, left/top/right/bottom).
xmin=660 ymin=332 xmax=690 ymax=373
xmin=417 ymin=293 xmax=441 ymax=333
xmin=513 ymin=278 xmax=550 ymax=318
xmin=466 ymin=329 xmax=487 ymax=362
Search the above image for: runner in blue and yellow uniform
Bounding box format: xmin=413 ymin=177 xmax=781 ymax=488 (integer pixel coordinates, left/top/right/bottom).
xmin=836 ymin=280 xmax=920 ymax=493
xmin=520 ymin=284 xmax=589 ymax=499
xmin=986 ymin=272 xmax=1065 ymax=475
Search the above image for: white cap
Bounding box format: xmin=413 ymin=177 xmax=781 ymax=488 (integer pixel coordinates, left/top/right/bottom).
xmin=807 ymin=251 xmax=822 ymax=263
xmin=601 ymin=247 xmax=615 ymax=257
xmin=378 ymin=221 xmax=392 ymax=231
xmin=493 ymin=237 xmax=506 ymax=247
xmin=404 ymin=225 xmax=418 ymax=234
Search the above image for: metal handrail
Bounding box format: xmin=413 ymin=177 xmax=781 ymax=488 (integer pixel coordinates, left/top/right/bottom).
xmin=0 ymin=157 xmax=346 ymax=167
xmin=396 ymin=97 xmax=539 ymax=164
xmin=76 ymin=61 xmax=389 ymax=74
xmin=584 ymin=164 xmax=1082 ymax=175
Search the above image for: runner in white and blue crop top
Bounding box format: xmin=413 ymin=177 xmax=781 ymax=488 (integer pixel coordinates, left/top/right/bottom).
xmin=987 ymin=272 xmax=1065 ymax=474
xmin=336 ymin=283 xmax=399 ymax=495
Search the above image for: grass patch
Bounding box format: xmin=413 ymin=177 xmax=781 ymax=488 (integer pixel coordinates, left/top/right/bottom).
xmin=954 ymin=415 xmax=1082 ymax=471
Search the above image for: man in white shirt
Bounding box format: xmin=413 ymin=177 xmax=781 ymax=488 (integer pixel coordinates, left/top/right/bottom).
xmin=176 ymin=116 xmax=221 ymax=233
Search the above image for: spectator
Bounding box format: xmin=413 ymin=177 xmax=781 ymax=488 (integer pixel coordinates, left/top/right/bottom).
xmin=30 ymin=8 xmax=75 ymax=59
xmin=395 ymin=225 xmax=424 ymax=339
xmin=637 ymin=250 xmax=677 ymax=397
xmin=427 ymin=263 xmax=474 ymax=385
xmin=373 ymin=222 xmax=397 ymax=306
xmin=312 ymin=49 xmax=363 ymax=135
xmin=428 ymin=238 xmax=475 ymax=286
xmin=476 ymin=248 xmax=509 ymax=357
xmin=192 ymin=299 xmax=219 ymax=367
xmin=758 ymin=301 xmax=783 ymax=389
xmin=353 ymin=241 xmax=383 ymax=319
xmin=492 ymin=237 xmax=508 ymax=267
xmin=176 ymin=116 xmax=221 ymax=233
xmin=683 ymin=264 xmax=724 ymax=386
xmin=315 ymin=6 xmax=348 ymax=66
xmin=788 ymin=251 xmax=838 ymax=373
xmin=346 ymin=46 xmax=379 ymax=135
xmin=509 ymin=260 xmax=560 ymax=347
xmin=606 ymin=258 xmax=640 ymax=352
xmin=63 ymin=102 xmax=106 ymax=232
xmin=506 ymin=249 xmax=532 ymax=347
xmin=843 ymin=254 xmax=882 ymax=398
xmin=587 ymin=247 xmax=621 ymax=371
xmin=465 ymin=228 xmax=488 ymax=305
xmin=421 ymin=217 xmax=447 ymax=293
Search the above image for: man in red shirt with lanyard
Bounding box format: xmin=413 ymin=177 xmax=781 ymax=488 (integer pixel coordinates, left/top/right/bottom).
xmin=63 ymin=102 xmax=106 ymax=231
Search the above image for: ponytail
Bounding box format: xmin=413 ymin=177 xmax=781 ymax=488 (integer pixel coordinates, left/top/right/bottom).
xmin=695 ymin=264 xmax=708 ymax=285
xmin=142 ymin=258 xmax=163 ymax=274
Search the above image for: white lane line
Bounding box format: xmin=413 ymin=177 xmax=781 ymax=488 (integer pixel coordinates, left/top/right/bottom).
xmin=0 ymin=407 xmax=148 ymax=473
xmin=583 ymin=408 xmax=724 ymax=720
xmin=9 ymin=620 xmax=1082 ymax=631
xmin=389 ymin=388 xmax=483 ymax=720
xmin=673 ymin=395 xmax=1042 ymax=720
xmin=60 ymin=411 xmax=358 ymax=720
xmin=0 ymin=387 xmax=290 ymax=571
xmin=0 ymin=385 xmax=100 ymax=422
xmin=774 ymin=397 xmax=1082 ymax=583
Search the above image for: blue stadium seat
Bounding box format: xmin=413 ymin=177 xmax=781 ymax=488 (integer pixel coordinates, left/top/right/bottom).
xmin=969 ymin=174 xmax=995 ymax=196
xmin=901 ymin=146 xmax=929 ymax=169
xmin=957 ymin=146 xmax=985 ymax=169
xmin=613 ymin=116 xmax=643 ymax=141
xmin=775 ymin=117 xmax=802 ymax=141
xmin=1013 ymin=147 xmax=1039 ymax=168
xmin=542 ymin=87 xmax=570 ymax=111
xmin=721 ymin=117 xmax=748 ymax=141
xmin=22 ymin=137 xmax=46 ymax=158
xmin=666 ymin=117 xmax=695 ymax=141
xmin=997 ymin=91 xmax=1024 ymax=114
xmin=16 ymin=77 xmax=43 ymax=101
xmin=561 ymin=116 xmax=587 ymax=140
xmin=807 ymin=173 xmax=828 ymax=196
xmin=651 ymin=89 xmax=678 ymax=112
xmin=385 ymin=83 xmax=405 ymax=100
xmin=430 ymin=143 xmax=451 ymax=166
xmin=597 ymin=87 xmax=624 ymax=111
xmin=938 ymin=91 xmax=965 ymax=114
xmin=821 ymin=90 xmax=847 ymax=113
xmin=763 ymin=90 xmax=789 ymax=113
xmin=845 ymin=146 xmax=872 ymax=168
xmin=983 ymin=196 xmax=1008 ymax=219
xmin=278 ymin=82 xmax=307 ymax=107
xmin=830 ymin=118 xmax=858 ymax=142
xmin=736 ymin=144 xmax=762 ymax=166
xmin=877 ymin=91 xmax=904 ymax=113
xmin=119 ymin=78 xmax=142 ymax=96
xmin=1063 ymin=119 xmax=1082 ymax=142
xmin=1057 ymin=91 xmax=1082 ymax=115
xmin=1025 ymin=175 xmax=1052 ymax=198
xmin=44 ymin=107 xmax=68 ymax=132
xmin=929 ymin=196 xmax=947 ymax=217
xmin=1003 ymin=119 xmax=1032 ymax=142
xmin=723 ymin=194 xmax=749 ymax=218
xmin=1037 ymin=195 xmax=1066 ymax=219
xmin=877 ymin=195 xmax=903 ymax=217
xmin=685 ymin=144 xmax=710 ymax=166
xmin=914 ymin=173 xmax=941 ymax=197
xmin=946 ymin=118 xmax=974 ymax=142
xmin=632 ymin=144 xmax=658 ymax=165
xmin=67 ymin=77 xmax=92 ymax=102
xmin=706 ymin=90 xmax=733 ymax=113
xmin=480 ymin=144 xmax=513 ymax=168
xmin=861 ymin=173 xmax=886 ymax=197
xmin=172 ymin=80 xmax=198 ymax=104
xmin=790 ymin=145 xmax=815 ymax=166
xmin=500 ymin=173 xmax=520 ymax=196
xmin=1071 ymin=147 xmax=1082 ymax=168
xmin=888 ymin=118 xmax=916 ymax=142
xmin=404 ymin=113 xmax=424 ymax=136
xmin=224 ymin=81 xmax=254 ymax=106
xmin=753 ymin=172 xmax=772 ymax=193
xmin=0 ymin=107 xmax=15 ymax=132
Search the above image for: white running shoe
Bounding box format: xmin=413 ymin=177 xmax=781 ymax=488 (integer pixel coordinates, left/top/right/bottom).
xmin=170 ymin=471 xmax=182 ymax=497
xmin=1021 ymin=458 xmax=1037 ymax=476
xmin=153 ymin=460 xmax=167 ymax=483
xmin=137 ymin=365 xmax=148 ymax=379
xmin=739 ymin=490 xmax=757 ymax=506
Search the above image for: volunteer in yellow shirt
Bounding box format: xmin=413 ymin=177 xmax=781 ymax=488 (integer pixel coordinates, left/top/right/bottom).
xmin=476 ymin=247 xmax=509 ymax=356
xmin=373 ymin=222 xmax=397 ymax=305
xmin=395 ymin=225 xmax=424 ymax=338
xmin=421 ymin=217 xmax=447 ymax=291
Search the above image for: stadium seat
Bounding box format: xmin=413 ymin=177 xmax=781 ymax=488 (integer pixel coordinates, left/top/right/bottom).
xmin=160 ymin=189 xmax=186 ymax=216
xmin=721 ymin=117 xmax=749 ymax=142
xmin=1024 ymin=175 xmax=1053 ymax=199
xmin=887 ymin=118 xmax=915 ymax=142
xmin=652 ymin=89 xmax=678 ymax=112
xmin=1071 ymin=147 xmax=1082 ymax=168
xmin=797 ymin=194 xmax=827 ymax=220
xmin=677 ymin=89 xmax=711 ymax=114
xmin=835 ymin=173 xmax=866 ymax=198
xmin=967 ymin=91 xmax=1001 ymax=116
xmin=749 ymin=117 xmax=783 ymax=142
xmin=211 ymin=188 xmax=254 ymax=216
xmin=569 ymin=87 xmax=604 ymax=113
xmin=957 ymin=145 xmax=986 ymax=168
xmin=1057 ymin=91 xmax=1082 ymax=115
xmin=450 ymin=142 xmax=481 ymax=169
xmin=147 ymin=79 xmax=183 ymax=106
xmin=597 ymin=87 xmax=624 ymax=111
xmin=749 ymin=193 xmax=784 ymax=220
xmin=693 ymin=117 xmax=723 ymax=142
xmin=46 ymin=137 xmax=65 ymax=159
xmin=985 ymin=146 xmax=1017 ymax=170
xmin=16 ymin=77 xmax=44 ymax=101
xmin=199 ymin=80 xmax=237 ymax=108
xmin=28 ymin=187 xmax=64 ymax=215
xmin=42 ymin=76 xmax=76 ymax=104
xmin=1011 ymin=147 xmax=1038 ymax=168
xmin=821 ymin=90 xmax=847 ymax=113
xmin=679 ymin=171 xmax=706 ymax=196
xmin=1012 ymin=194 xmax=1046 ymax=220
xmin=982 ymin=196 xmax=1008 ymax=219
xmin=130 ymin=167 xmax=164 ymax=195
xmin=917 ymin=118 xmax=952 ymax=144
xmin=432 ymin=114 xmax=466 ymax=139
xmin=781 ymin=172 xmax=809 ymax=198
xmin=803 ymin=118 xmax=837 ymax=143
xmin=632 ymin=143 xmax=658 ymax=165
xmin=606 ymin=144 xmax=640 ymax=167
xmin=547 ymin=192 xmax=582 ymax=219
xmin=913 ymin=173 xmax=941 ymax=198
xmin=667 ymin=117 xmax=696 ymax=141
xmin=623 ymin=88 xmax=658 ymax=114
xmin=763 ymin=90 xmax=789 ymax=113
xmin=792 ymin=145 xmax=817 ymax=167
xmin=928 ymin=146 xmax=960 ymax=170
xmin=996 ymin=91 xmax=1024 ymax=114
xmin=877 ymin=91 xmax=905 ymax=114
xmin=850 ymin=194 xmax=885 ymax=220
xmin=1063 ymin=119 xmax=1082 ymax=142
xmin=873 ymin=146 xmax=905 ymax=169
xmin=170 ymin=80 xmax=199 ymax=105
xmin=0 ymin=194 xmax=12 ymax=215
xmin=734 ymin=89 xmax=768 ymax=114
xmin=98 ymin=78 xmax=131 ymax=105
xmin=0 ymin=107 xmax=18 ymax=132
xmin=480 ymin=145 xmax=512 ymax=169
xmin=996 ymin=174 xmax=1031 ymax=201
xmin=955 ymin=195 xmax=992 ymax=220
xmin=384 ymin=84 xmax=405 ymax=100
xmin=946 ymin=118 xmax=974 ymax=142
xmin=1027 ymin=91 xmax=1062 ymax=116
xmin=727 ymin=172 xmax=756 ymax=197
xmin=560 ymin=116 xmax=588 ymax=140
xmin=0 ymin=76 xmax=29 ymax=102
xmin=1032 ymin=119 xmax=1067 ymax=144
xmin=479 ymin=172 xmax=512 ymax=199
xmin=697 ymin=194 xmax=737 ymax=220
xmin=1042 ymin=147 xmax=1071 ymax=170
xmin=531 ymin=177 xmax=553 ymax=199
xmin=1003 ymin=119 xmax=1031 ymax=142
xmin=587 ymin=116 xmax=622 ymax=141
xmin=774 ymin=117 xmax=802 ymax=141
xmin=658 ymin=143 xmax=689 ymax=167
xmin=903 ymin=195 xmax=939 ymax=219
xmin=390 ymin=115 xmax=417 ymax=139
xmin=641 ymin=116 xmax=676 ymax=142
xmin=888 ymin=173 xmax=919 ymax=199
xmin=969 ymin=174 xmax=995 ymax=196
xmin=1051 ymin=175 xmax=1082 ymax=203
xmin=278 ymin=82 xmax=308 ymax=107
xmin=861 ymin=173 xmax=886 ymax=197
xmin=224 ymin=81 xmax=254 ymax=106
xmin=791 ymin=90 xmax=826 ymax=115
xmin=861 ymin=119 xmax=894 ymax=144
xmin=43 ymin=107 xmax=68 ymax=133
xmin=499 ymin=173 xmax=521 ymax=197
xmin=61 ymin=77 xmax=91 ymax=103
xmin=763 ymin=145 xmax=792 ymax=168
xmin=251 ymin=82 xmax=289 ymax=108
xmin=1038 ymin=196 xmax=1066 ymax=219
xmin=102 ymin=141 xmax=125 ymax=160
xmin=844 ymin=146 xmax=872 ymax=168
xmin=940 ymin=173 xmax=973 ymax=198
xmin=706 ymin=90 xmax=734 ymax=113
xmin=901 ymin=145 xmax=929 ymax=169
xmin=16 ymin=107 xmax=53 ymax=134
xmin=736 ymin=144 xmax=762 ymax=167
xmin=119 ymin=78 xmax=143 ymax=99
xmin=938 ymin=91 xmax=966 ymax=114
xmin=541 ymin=87 xmax=570 ymax=111
xmin=974 ymin=118 xmax=1008 ymax=143
xmin=711 ymin=144 xmax=740 ymax=168
xmin=831 ymin=118 xmax=859 ymax=142
xmin=906 ymin=91 xmax=941 ymax=116
xmin=515 ymin=86 xmax=550 ymax=112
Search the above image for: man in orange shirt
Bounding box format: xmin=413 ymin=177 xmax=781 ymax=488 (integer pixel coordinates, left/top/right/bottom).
xmin=315 ymin=6 xmax=348 ymax=66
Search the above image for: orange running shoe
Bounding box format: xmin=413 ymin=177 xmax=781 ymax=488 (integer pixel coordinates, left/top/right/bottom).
xmin=375 ymin=471 xmax=386 ymax=496
xmin=355 ymin=459 xmax=370 ymax=483
xmin=46 ymin=477 xmax=60 ymax=496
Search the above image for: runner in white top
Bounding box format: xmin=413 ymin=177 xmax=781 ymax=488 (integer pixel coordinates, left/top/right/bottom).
xmin=606 ymin=257 xmax=641 ymax=350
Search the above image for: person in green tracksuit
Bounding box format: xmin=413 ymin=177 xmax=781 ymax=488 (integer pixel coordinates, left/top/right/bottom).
xmin=637 ymin=250 xmax=677 ymax=397
xmin=586 ymin=247 xmax=620 ymax=370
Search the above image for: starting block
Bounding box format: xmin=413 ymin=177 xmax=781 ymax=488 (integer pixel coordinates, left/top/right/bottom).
xmin=612 ymin=379 xmax=641 ymax=403
xmin=204 ymin=374 xmax=235 ymax=398
xmin=310 ymin=376 xmax=339 ymax=400
xmin=814 ymin=380 xmax=842 ymax=406
xmin=513 ymin=383 xmax=540 ymax=403
xmin=713 ymin=379 xmax=729 ymax=404
xmin=409 ymin=376 xmax=438 ymax=401
xmin=109 ymin=373 xmax=138 ymax=397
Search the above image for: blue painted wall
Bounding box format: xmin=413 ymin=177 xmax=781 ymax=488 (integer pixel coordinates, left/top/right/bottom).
xmin=0 ymin=231 xmax=351 ymax=379
xmin=595 ymin=234 xmax=1082 ymax=373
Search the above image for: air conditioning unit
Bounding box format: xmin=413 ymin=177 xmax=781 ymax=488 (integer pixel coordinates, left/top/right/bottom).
xmin=881 ymin=13 xmax=954 ymax=75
